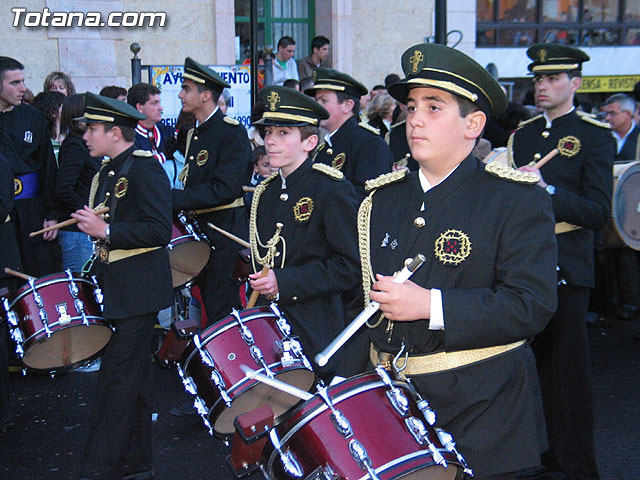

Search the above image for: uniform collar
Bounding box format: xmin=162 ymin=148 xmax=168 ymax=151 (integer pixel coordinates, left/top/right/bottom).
xmin=278 ymin=157 xmax=313 ymax=188
xmin=108 ymin=145 xmax=136 ymax=168
xmin=543 ymin=106 xmax=575 ymax=127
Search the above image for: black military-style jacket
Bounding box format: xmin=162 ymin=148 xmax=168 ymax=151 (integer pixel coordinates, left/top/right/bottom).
xmin=0 ymin=152 xmax=21 ymax=281
xmin=313 ymin=116 xmax=392 ymax=201
xmin=617 ymin=124 xmax=640 ymax=161
xmin=92 ymin=147 xmax=173 ymax=319
xmin=251 ymin=159 xmax=360 ymax=372
xmin=511 ymin=110 xmax=615 ymax=287
xmin=171 ymin=108 xmax=251 ymax=249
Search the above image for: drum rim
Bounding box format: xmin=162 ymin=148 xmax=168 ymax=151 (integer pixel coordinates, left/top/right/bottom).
xmin=167 ymin=234 xmax=210 ymax=247
xmin=612 ymin=162 xmax=640 ymax=250
xmin=21 ymin=316 xmax=109 ymax=345
xmin=10 ymin=274 xmax=99 ymax=307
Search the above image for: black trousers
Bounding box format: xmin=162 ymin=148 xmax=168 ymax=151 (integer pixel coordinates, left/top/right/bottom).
xmin=81 ymin=313 xmax=156 ymax=479
xmin=531 ymin=285 xmax=600 ymax=480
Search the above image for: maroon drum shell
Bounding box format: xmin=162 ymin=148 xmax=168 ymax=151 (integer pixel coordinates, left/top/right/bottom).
xmin=9 ymin=272 xmax=111 ymax=371
xmin=264 ymin=372 xmax=461 ymax=480
xmin=181 ymin=306 xmax=315 ymax=435
xmin=168 ymin=213 xmax=211 ymax=288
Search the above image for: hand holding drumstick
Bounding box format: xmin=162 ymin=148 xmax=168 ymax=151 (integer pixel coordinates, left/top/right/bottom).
xmin=518 ymin=148 xmax=559 ymax=188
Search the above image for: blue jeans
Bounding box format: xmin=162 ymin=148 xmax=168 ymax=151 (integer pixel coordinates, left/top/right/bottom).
xmin=59 ymin=230 xmax=94 ymax=272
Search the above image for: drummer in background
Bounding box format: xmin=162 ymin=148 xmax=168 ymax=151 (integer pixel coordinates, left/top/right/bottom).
xmin=353 ymin=43 xmax=557 ymax=479
xmin=0 ymin=151 xmax=23 ymax=432
xmin=171 ymin=58 xmax=252 ymax=326
xmin=248 ymin=86 xmax=360 ymax=378
xmin=511 ymin=44 xmax=614 ymax=480
xmin=71 ymin=92 xmax=173 ymax=480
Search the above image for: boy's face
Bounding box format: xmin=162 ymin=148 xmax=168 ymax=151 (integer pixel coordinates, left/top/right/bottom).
xmin=254 ymin=155 xmax=276 ymax=178
xmin=83 ymin=122 xmax=114 ymax=158
xmin=315 ymin=90 xmax=350 ymax=132
xmin=406 ymin=86 xmax=479 ymax=164
xmin=533 ymin=73 xmax=579 ymax=112
xmin=264 ymin=126 xmax=317 ymax=176
xmin=179 ymin=79 xmax=203 ymax=114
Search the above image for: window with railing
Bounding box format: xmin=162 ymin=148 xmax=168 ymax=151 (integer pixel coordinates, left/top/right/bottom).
xmin=234 ymin=0 xmax=315 ymax=63
xmin=477 ymin=0 xmax=640 ymax=46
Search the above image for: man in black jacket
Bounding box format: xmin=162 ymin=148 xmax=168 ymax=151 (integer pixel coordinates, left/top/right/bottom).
xmin=72 ymin=93 xmax=173 ymax=479
xmin=511 ymin=44 xmax=615 ymax=480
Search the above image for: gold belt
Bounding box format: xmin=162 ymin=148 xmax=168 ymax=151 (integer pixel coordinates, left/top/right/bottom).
xmin=370 ymin=340 xmax=526 ymax=375
xmin=192 ymin=197 xmax=244 ymax=215
xmin=107 ymin=246 xmax=161 ymax=263
xmin=555 ymin=222 xmax=581 ymax=234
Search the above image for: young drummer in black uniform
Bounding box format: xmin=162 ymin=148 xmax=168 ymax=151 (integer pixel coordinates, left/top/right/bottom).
xmin=248 ymin=86 xmax=360 ymax=376
xmin=358 ymin=44 xmax=558 ymax=479
xmin=511 ymin=45 xmax=615 ymax=480
xmin=306 ymin=68 xmax=393 ymax=201
xmin=172 ymin=57 xmax=252 ymax=325
xmin=71 ymin=93 xmax=173 ymax=480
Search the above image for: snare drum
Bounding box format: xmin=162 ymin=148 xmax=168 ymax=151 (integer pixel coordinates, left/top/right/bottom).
xmin=179 ymin=305 xmax=315 ymax=436
xmin=1 ymin=271 xmax=110 ymax=371
xmin=168 ymin=211 xmax=213 ymax=288
xmin=262 ymin=370 xmax=470 ymax=480
xmin=602 ymin=161 xmax=640 ymax=250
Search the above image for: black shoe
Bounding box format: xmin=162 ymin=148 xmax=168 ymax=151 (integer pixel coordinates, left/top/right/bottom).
xmin=169 ymin=401 xmax=197 ymax=417
xmin=122 ymin=469 xmax=153 ymax=480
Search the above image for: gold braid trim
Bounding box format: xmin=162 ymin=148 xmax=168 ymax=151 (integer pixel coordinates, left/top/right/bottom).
xmin=365 ymin=169 xmax=407 ymax=192
xmin=357 ymin=191 xmax=376 ymax=308
xmin=312 ymin=162 xmax=344 ymax=180
xmin=177 ymin=127 xmax=195 ymax=185
xmin=359 ymin=121 xmax=380 ymax=135
xmin=485 ymin=160 xmax=540 ymax=184
xmin=577 ymin=111 xmax=611 ymax=129
xmin=515 ymin=113 xmax=543 ymax=130
xmin=88 ymin=157 xmax=111 ymax=209
xmin=506 ymin=131 xmax=516 ymax=168
xmin=249 ymin=173 xmax=284 ymax=272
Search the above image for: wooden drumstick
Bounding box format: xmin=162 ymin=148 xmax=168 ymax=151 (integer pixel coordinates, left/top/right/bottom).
xmin=29 ymin=207 xmax=110 ymax=237
xmin=242 ymin=185 xmax=256 ymax=193
xmin=206 ymin=223 xmax=250 ymax=248
xmin=246 ymin=265 xmax=270 ymax=308
xmin=533 ymin=148 xmax=559 ymax=169
xmin=4 ymin=267 xmax=36 ymax=282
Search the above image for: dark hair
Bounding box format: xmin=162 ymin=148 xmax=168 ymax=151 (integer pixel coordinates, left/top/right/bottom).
xmin=103 ymin=123 xmax=135 ymax=143
xmin=371 ymin=85 xmax=386 ymax=92
xmin=60 ymin=94 xmax=85 ymax=137
xmin=283 ymin=78 xmax=300 ymax=90
xmin=33 ymin=91 xmax=65 ymax=139
xmin=99 ymin=85 xmax=127 ymax=99
xmin=252 ymin=145 xmax=267 ymax=165
xmin=0 ymin=56 xmax=24 ymax=81
xmin=277 ymin=36 xmax=296 ymax=50
xmin=311 ymin=35 xmax=330 ymax=51
xmin=299 ymin=76 xmax=314 ymax=94
xmin=43 ymin=71 xmax=76 ymax=95
xmin=194 ymin=83 xmax=220 ymax=103
xmin=633 ymin=81 xmax=640 ymax=103
xmin=336 ymin=91 xmax=360 ymax=116
xmin=384 ymin=74 xmax=400 ymax=88
xmin=299 ymin=124 xmax=320 ymax=156
xmin=127 ymin=83 xmax=161 ymax=108
xmin=453 ymin=94 xmax=481 ymax=118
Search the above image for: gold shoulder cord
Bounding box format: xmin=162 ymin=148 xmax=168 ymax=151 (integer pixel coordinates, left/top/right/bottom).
xmin=357 ymin=190 xmax=384 ymax=328
xmin=249 ymin=175 xmax=286 ymax=272
xmin=506 ymin=132 xmax=516 ymax=168
xmin=177 ymin=127 xmax=195 ymax=185
xmin=88 ymin=157 xmax=111 ymax=209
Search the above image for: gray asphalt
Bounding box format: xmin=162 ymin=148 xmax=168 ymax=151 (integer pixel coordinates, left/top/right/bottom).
xmin=1 ymin=316 xmax=639 ymax=480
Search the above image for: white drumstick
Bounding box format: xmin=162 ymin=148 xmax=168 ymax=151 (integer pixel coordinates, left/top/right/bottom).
xmin=241 ymin=364 xmax=314 ymax=401
xmin=315 ymin=254 xmax=426 ymax=367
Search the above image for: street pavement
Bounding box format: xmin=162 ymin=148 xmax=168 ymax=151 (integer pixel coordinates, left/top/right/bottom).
xmin=1 ymin=316 xmax=639 ymax=480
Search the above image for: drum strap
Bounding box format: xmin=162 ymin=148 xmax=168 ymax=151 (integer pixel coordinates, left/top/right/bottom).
xmin=370 ymin=340 xmax=526 ymax=375
xmin=555 ymin=222 xmax=581 ymax=234
xmin=192 ymin=197 xmax=245 ymax=214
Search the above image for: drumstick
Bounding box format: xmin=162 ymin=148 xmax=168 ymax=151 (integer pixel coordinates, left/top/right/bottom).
xmin=206 ymin=222 xmax=250 ymax=248
xmin=4 ymin=267 xmax=36 ymax=282
xmin=241 ymin=364 xmax=313 ymax=401
xmin=242 ymin=185 xmax=256 ymax=193
xmin=29 ymin=207 xmax=110 ymax=237
xmin=315 ymin=254 xmax=427 ymax=367
xmin=533 ymin=148 xmax=559 ymax=169
xmin=246 ymin=266 xmax=270 ymax=308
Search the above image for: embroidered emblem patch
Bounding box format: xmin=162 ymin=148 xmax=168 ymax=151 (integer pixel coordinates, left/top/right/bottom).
xmin=114 ymin=177 xmax=128 ymax=199
xmin=14 ymin=178 xmax=22 ymax=196
xmin=332 ymin=153 xmax=346 ymax=170
xmin=434 ymin=229 xmax=472 ymax=266
xmin=97 ymin=245 xmax=109 ymax=263
xmin=539 ymin=49 xmax=547 ymax=62
xmin=557 ymin=136 xmax=581 ymax=157
xmin=410 ymin=50 xmax=424 ymax=73
xmin=293 ymin=197 xmax=313 ymax=224
xmin=196 ymin=150 xmax=209 ymax=166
